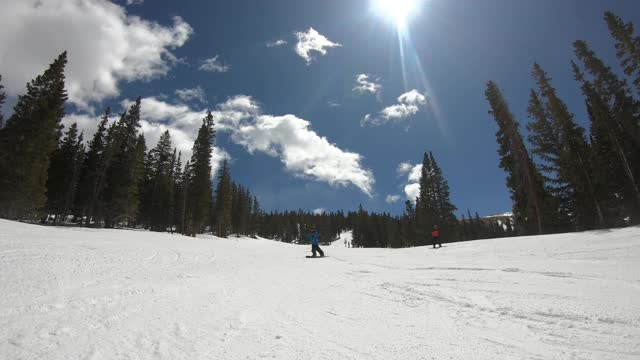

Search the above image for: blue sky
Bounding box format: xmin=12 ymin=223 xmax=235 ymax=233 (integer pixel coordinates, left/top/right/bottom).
xmin=1 ymin=0 xmax=639 ymax=217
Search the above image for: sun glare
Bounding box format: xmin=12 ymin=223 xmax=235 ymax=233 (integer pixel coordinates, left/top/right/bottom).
xmin=372 ymin=0 xmax=421 ymax=28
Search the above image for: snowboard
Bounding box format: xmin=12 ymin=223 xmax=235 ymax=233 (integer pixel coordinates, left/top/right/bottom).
xmin=306 ymin=255 xmax=329 ymax=258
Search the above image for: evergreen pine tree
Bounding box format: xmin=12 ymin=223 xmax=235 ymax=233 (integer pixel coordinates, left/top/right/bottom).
xmin=0 ymin=74 xmax=5 ymax=129
xmin=145 ymin=130 xmax=175 ymax=231
xmin=102 ymin=98 xmax=145 ymax=227
xmin=0 ymin=52 xmax=68 ymax=219
xmin=604 ymin=11 xmax=640 ymax=97
xmin=485 ymin=81 xmax=548 ymax=234
xmin=184 ymin=112 xmax=216 ymax=235
xmin=415 ymin=153 xmax=436 ymax=244
xmin=573 ymin=41 xmax=640 ymax=223
xmin=528 ymin=63 xmax=604 ymax=230
xmin=76 ymin=108 xmax=111 ymax=225
xmin=250 ymin=196 xmax=262 ymax=237
xmin=46 ymin=123 xmax=84 ymax=223
xmin=214 ymin=159 xmax=232 ymax=238
xmin=428 ymin=152 xmax=458 ymax=241
xmin=172 ymin=151 xmax=184 ymax=233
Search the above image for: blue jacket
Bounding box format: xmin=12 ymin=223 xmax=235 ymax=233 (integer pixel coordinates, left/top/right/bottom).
xmin=307 ymin=232 xmax=320 ymax=245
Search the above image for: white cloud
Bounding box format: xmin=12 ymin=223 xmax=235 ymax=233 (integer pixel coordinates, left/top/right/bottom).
xmin=312 ymin=208 xmax=326 ymax=215
xmin=210 ymin=147 xmax=231 ymax=177
xmin=397 ymin=162 xmax=413 ymax=175
xmin=395 ymin=162 xmax=422 ymax=202
xmin=294 ymin=27 xmax=342 ymax=65
xmin=0 ymin=0 xmax=192 ymax=110
xmin=361 ymin=89 xmax=426 ymax=127
xmin=74 ymin=95 xmax=374 ymax=196
xmin=199 ymin=56 xmax=230 ymax=73
xmin=175 ymin=87 xmax=207 ymax=104
xmin=385 ymin=195 xmax=401 ymax=204
xmin=126 ymin=0 xmax=143 ymax=5
xmin=228 ymin=112 xmax=374 ymax=196
xmin=353 ymin=74 xmax=382 ymax=99
xmin=327 ymin=101 xmax=342 ymax=107
xmin=266 ymin=39 xmax=287 ymax=47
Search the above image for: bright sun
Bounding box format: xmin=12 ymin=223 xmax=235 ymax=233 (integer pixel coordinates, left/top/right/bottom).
xmin=372 ymin=0 xmax=421 ymax=28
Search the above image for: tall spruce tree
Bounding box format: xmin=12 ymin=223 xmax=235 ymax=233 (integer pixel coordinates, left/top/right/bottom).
xmin=485 ymin=81 xmax=547 ymax=234
xmin=214 ymin=159 xmax=232 ymax=237
xmin=76 ymin=109 xmax=111 ymax=225
xmin=527 ymin=63 xmax=604 ymax=230
xmin=428 ymin=152 xmax=458 ymax=239
xmin=415 ymin=153 xmax=436 ymax=243
xmin=102 ymin=98 xmax=145 ymax=227
xmin=604 ymin=11 xmax=640 ymax=97
xmin=573 ymin=41 xmax=640 ymax=223
xmin=172 ymin=151 xmax=184 ymax=233
xmin=144 ymin=130 xmax=176 ymax=231
xmin=0 ymin=52 xmax=68 ymax=219
xmin=184 ymin=112 xmax=216 ymax=235
xmin=46 ymin=123 xmax=84 ymax=223
xmin=0 ymin=74 xmax=5 ymax=129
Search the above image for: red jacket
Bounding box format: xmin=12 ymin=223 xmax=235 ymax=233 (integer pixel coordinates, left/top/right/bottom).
xmin=432 ymin=230 xmax=440 ymax=238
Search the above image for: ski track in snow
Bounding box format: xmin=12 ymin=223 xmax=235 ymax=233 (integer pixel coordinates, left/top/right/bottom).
xmin=1 ymin=220 xmax=639 ymax=360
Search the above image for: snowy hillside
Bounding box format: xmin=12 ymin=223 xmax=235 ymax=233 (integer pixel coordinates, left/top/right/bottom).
xmin=1 ymin=219 xmax=639 ymax=360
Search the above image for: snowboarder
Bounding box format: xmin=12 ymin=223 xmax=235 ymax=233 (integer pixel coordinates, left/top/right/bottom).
xmin=306 ymin=228 xmax=324 ymax=257
xmin=431 ymin=225 xmax=441 ymax=249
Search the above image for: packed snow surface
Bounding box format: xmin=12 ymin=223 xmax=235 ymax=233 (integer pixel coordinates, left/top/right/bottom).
xmin=1 ymin=220 xmax=639 ymax=360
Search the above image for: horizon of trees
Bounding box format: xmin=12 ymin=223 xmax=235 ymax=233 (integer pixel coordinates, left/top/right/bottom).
xmin=0 ymin=11 xmax=638 ymax=247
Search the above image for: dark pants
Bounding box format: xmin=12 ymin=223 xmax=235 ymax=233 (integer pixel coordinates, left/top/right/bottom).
xmin=312 ymin=244 xmax=324 ymax=257
xmin=432 ymin=236 xmax=441 ymax=248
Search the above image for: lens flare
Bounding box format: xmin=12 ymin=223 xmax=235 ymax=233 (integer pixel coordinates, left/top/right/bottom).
xmin=372 ymin=0 xmax=420 ymax=28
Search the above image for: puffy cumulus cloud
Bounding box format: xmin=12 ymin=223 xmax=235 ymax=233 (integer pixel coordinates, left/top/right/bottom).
xmin=266 ymin=39 xmax=287 ymax=47
xmin=0 ymin=0 xmax=192 ymax=110
xmin=294 ymin=28 xmax=341 ymax=65
xmin=70 ymin=95 xmax=374 ymax=195
xmin=396 ymin=162 xmax=422 ymax=201
xmin=175 ymin=87 xmax=207 ymax=104
xmin=353 ymin=74 xmax=382 ymax=99
xmin=199 ymin=56 xmax=230 ymax=73
xmin=230 ymin=113 xmax=374 ymax=196
xmin=313 ymin=208 xmax=326 ymax=215
xmin=361 ymin=89 xmax=426 ymax=127
xmin=385 ymin=195 xmax=401 ymax=204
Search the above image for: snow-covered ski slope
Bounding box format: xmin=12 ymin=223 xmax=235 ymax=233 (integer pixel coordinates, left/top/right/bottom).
xmin=1 ymin=219 xmax=639 ymax=360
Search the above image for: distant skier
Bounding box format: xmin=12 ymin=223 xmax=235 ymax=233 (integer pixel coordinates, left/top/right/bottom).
xmin=431 ymin=225 xmax=441 ymax=249
xmin=306 ymin=228 xmax=325 ymax=257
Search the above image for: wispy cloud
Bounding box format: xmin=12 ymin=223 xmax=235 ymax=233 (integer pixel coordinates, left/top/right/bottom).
xmin=361 ymin=89 xmax=426 ymax=127
xmin=199 ymin=56 xmax=230 ymax=72
xmin=175 ymin=86 xmax=207 ymax=104
xmin=327 ymin=101 xmax=342 ymax=107
xmin=126 ymin=0 xmax=144 ymax=5
xmin=353 ymin=74 xmax=382 ymax=99
xmin=266 ymin=39 xmax=287 ymax=47
xmin=294 ymin=27 xmax=342 ymax=65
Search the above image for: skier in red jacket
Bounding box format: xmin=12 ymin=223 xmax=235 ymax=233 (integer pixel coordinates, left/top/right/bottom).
xmin=431 ymin=225 xmax=441 ymax=249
